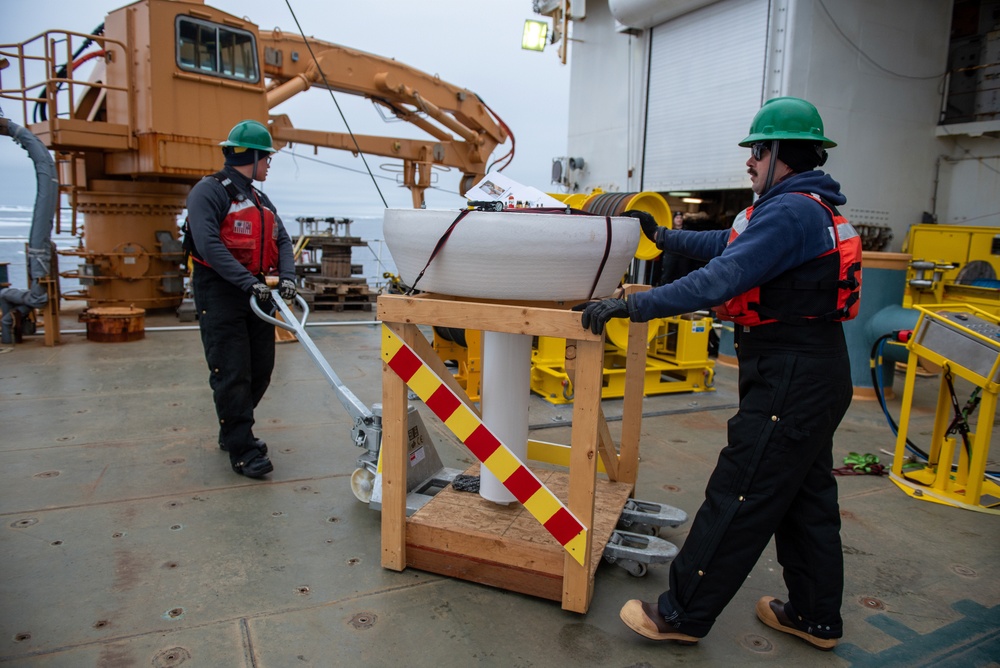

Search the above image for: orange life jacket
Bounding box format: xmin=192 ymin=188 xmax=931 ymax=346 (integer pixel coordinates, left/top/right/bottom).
xmin=715 ymin=193 xmax=861 ymax=326
xmin=189 ymin=172 xmax=280 ymax=276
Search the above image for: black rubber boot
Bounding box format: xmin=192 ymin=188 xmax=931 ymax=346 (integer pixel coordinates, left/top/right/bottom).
xmin=220 ymin=437 xmax=267 ymax=455
xmin=231 ymin=448 xmax=273 ymax=478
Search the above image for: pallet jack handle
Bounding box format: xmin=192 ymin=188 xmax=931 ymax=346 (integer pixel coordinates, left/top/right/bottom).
xmin=250 ymin=291 xmax=375 ymax=426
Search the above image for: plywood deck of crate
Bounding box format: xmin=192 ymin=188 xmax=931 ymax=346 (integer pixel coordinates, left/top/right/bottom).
xmin=405 ymin=464 xmax=633 ymax=602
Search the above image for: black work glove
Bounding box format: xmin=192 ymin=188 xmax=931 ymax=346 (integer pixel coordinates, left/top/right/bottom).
xmin=572 ymin=297 xmax=629 ymax=335
xmin=623 ymin=210 xmax=660 ymax=244
xmin=278 ymin=278 xmax=297 ymax=301
xmin=249 ymin=282 xmax=273 ymax=307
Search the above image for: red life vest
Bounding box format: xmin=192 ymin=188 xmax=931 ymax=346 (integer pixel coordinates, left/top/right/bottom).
xmin=190 ymin=172 xmax=280 ymax=276
xmin=715 ymin=193 xmax=862 ymax=326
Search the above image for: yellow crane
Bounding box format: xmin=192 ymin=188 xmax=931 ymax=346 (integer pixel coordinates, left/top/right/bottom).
xmin=0 ymin=0 xmax=509 ymax=309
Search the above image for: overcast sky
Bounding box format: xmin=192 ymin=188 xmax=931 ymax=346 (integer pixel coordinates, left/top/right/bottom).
xmin=1 ymin=0 xmax=570 ymax=217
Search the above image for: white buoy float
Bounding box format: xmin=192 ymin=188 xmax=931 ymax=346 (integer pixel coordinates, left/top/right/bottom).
xmin=382 ymin=208 xmax=640 ymax=301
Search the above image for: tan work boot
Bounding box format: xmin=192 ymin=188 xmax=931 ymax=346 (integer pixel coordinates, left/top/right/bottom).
xmin=755 ymin=596 xmax=838 ymax=651
xmin=619 ymin=599 xmax=700 ymax=644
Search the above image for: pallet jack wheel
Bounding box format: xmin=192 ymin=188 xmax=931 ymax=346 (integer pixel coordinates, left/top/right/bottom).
xmin=351 ymin=467 xmax=375 ymax=503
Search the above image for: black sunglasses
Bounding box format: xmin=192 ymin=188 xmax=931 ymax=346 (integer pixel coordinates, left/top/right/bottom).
xmin=750 ymin=141 xmax=770 ymax=161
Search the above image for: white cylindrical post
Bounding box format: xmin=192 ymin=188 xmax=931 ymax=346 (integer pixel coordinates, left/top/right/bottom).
xmin=479 ymin=330 xmax=532 ymax=504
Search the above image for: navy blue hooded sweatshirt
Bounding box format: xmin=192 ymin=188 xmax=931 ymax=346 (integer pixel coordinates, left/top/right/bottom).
xmin=628 ymin=170 xmax=847 ymax=322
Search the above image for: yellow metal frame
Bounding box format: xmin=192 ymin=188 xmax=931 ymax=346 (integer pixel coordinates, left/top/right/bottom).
xmin=530 ymin=314 xmax=715 ymax=405
xmin=891 ymin=304 xmax=1000 ymax=514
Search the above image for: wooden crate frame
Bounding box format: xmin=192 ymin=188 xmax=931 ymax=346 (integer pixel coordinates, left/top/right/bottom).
xmin=377 ymin=288 xmax=648 ymax=613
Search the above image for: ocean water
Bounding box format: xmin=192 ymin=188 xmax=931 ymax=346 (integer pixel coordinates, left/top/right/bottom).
xmin=0 ymin=206 xmax=83 ymax=294
xmin=0 ymin=206 xmax=398 ymax=295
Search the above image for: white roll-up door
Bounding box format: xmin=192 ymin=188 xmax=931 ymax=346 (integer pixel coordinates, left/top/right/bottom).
xmin=642 ymin=0 xmax=770 ymax=192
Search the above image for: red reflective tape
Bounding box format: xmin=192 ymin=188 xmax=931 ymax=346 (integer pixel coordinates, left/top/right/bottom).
xmin=425 ymin=384 xmax=460 ymax=421
xmin=464 ymin=424 xmax=501 ymax=462
xmin=387 ymin=345 xmax=422 ymax=383
xmin=504 ymin=466 xmax=541 ymax=504
xmin=544 ymin=507 xmax=584 ymax=546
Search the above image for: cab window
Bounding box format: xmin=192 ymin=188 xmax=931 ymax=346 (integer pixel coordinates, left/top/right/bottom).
xmin=177 ymin=17 xmax=258 ymax=83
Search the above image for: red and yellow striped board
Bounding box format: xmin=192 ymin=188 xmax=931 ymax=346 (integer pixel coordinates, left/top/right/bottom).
xmin=381 ymin=325 xmax=588 ymax=565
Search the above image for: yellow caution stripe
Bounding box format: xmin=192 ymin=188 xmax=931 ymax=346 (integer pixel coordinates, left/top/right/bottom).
xmin=381 ymin=325 xmax=587 ymax=564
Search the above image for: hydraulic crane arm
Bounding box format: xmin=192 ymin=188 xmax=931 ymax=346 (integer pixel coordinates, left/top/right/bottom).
xmin=259 ymin=30 xmax=510 ymax=206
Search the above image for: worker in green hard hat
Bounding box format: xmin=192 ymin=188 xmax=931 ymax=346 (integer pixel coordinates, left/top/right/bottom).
xmin=184 ymin=119 xmax=298 ymax=479
xmin=577 ymin=97 xmax=861 ymax=650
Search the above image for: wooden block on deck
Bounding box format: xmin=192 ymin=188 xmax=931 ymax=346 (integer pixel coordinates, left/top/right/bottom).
xmin=405 ymin=465 xmax=633 ymax=604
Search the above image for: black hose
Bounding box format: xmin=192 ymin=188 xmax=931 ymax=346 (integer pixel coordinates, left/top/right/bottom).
xmin=870 ymin=333 xmax=929 ymax=460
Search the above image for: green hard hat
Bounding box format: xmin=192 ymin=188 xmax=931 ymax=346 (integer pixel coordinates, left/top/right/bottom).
xmin=219 ymin=119 xmax=276 ymax=152
xmin=739 ymin=97 xmax=836 ymax=148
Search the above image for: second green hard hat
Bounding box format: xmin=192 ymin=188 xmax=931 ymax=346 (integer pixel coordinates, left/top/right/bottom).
xmin=739 ymin=97 xmax=836 ymax=148
xmin=219 ymin=119 xmax=276 ymax=153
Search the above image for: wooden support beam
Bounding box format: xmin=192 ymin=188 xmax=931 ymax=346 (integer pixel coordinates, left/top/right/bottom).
xmin=380 ymin=321 xmax=415 ymax=570
xmin=596 ymin=412 xmax=620 ymax=482
xmin=618 ymin=286 xmax=650 ymax=485
xmin=378 ymin=293 xmax=602 ymax=341
xmin=563 ymin=337 xmax=603 ymax=613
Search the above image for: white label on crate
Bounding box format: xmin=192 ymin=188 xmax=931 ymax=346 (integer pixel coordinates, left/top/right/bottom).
xmin=409 ymin=447 xmax=425 ymax=467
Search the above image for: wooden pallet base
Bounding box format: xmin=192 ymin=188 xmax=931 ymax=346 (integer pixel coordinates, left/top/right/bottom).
xmin=406 ymin=464 xmax=633 ymax=601
xmin=310 ymin=299 xmax=373 ymax=312
xmin=302 ymin=279 xmax=376 ymax=311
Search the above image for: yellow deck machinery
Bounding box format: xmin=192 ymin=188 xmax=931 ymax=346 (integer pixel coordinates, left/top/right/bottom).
xmin=904 ymin=224 xmax=1000 ymax=316
xmin=531 ymin=313 xmax=715 ymax=404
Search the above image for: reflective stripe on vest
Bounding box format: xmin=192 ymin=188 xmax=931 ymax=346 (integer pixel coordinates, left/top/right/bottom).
xmin=715 ymin=192 xmax=862 ymax=326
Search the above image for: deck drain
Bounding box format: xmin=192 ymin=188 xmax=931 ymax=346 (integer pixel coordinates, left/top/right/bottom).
xmin=10 ymin=518 xmax=37 ymax=528
xmin=349 ymin=612 xmax=377 ymax=629
xmin=51 ymin=540 xmax=63 ymax=546
xmin=112 ymin=532 xmax=125 ymax=538
xmin=93 ymin=620 xmax=110 ymax=629
xmin=13 ymin=632 xmax=31 ymax=642
xmin=164 ymin=608 xmax=184 ymax=620
xmin=346 ymin=558 xmax=360 ymax=566
xmin=296 ymin=586 xmax=311 ymax=595
xmin=951 ymin=564 xmax=977 ymax=578
xmin=170 ymin=525 xmax=182 ymax=531
xmin=153 ymin=647 xmax=191 ymax=667
xmin=162 ymin=561 xmax=179 ymax=570
xmin=34 ymin=470 xmax=60 ymax=478
xmin=741 ymin=634 xmax=773 ymax=652
xmin=860 ymin=596 xmax=885 ymax=610
xmin=164 ymin=500 xmax=183 ymax=509
xmin=661 ymin=484 xmax=681 ymax=492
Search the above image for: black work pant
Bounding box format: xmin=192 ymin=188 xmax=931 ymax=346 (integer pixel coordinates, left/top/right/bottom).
xmin=658 ymin=325 xmax=852 ymax=639
xmin=193 ymin=265 xmax=275 ymax=463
